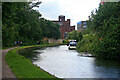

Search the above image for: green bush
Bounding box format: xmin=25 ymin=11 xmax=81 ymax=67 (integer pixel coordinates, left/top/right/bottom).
xmin=76 ymin=33 xmax=96 ymax=55
xmin=78 ymin=3 xmax=120 ymax=60
xmin=63 ymin=39 xmax=69 ymax=43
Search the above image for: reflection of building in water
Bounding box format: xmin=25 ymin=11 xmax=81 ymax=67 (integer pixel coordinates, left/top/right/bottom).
xmin=52 ymin=15 xmax=75 ymax=39
xmin=77 ymin=21 xmax=87 ymax=31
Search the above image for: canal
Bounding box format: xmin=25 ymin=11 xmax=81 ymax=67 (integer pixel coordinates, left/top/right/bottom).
xmin=20 ymin=45 xmax=120 ymax=78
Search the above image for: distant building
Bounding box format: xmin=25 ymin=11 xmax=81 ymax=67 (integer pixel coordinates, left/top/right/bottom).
xmin=77 ymin=21 xmax=87 ymax=31
xmin=53 ymin=15 xmax=75 ymax=39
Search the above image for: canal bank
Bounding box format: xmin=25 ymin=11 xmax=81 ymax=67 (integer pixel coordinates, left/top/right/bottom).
xmin=5 ymin=44 xmax=64 ymax=79
xmin=5 ymin=44 xmax=120 ymax=79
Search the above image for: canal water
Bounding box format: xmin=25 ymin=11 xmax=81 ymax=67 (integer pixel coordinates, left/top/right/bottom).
xmin=20 ymin=45 xmax=120 ymax=78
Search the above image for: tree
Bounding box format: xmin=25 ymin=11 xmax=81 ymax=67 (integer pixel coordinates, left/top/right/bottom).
xmin=76 ymin=3 xmax=120 ymax=59
xmin=85 ymin=3 xmax=120 ymax=59
xmin=77 ymin=32 xmax=83 ymax=41
xmin=66 ymin=30 xmax=83 ymax=41
xmin=71 ymin=31 xmax=78 ymax=40
xmin=2 ymin=2 xmax=61 ymax=47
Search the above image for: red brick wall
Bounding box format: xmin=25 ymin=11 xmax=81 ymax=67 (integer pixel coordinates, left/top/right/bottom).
xmin=60 ymin=21 xmax=75 ymax=39
xmin=53 ymin=16 xmax=75 ymax=39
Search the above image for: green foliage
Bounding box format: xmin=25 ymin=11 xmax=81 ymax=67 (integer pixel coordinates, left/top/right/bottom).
xmin=70 ymin=31 xmax=78 ymax=40
xmin=77 ymin=32 xmax=83 ymax=41
xmin=66 ymin=30 xmax=83 ymax=41
xmin=2 ymin=2 xmax=60 ymax=47
xmin=92 ymin=3 xmax=120 ymax=32
xmin=76 ymin=33 xmax=96 ymax=55
xmin=41 ymin=19 xmax=60 ymax=39
xmin=63 ymin=39 xmax=69 ymax=43
xmin=92 ymin=16 xmax=120 ymax=59
xmin=77 ymin=3 xmax=120 ymax=59
xmin=66 ymin=32 xmax=72 ymax=39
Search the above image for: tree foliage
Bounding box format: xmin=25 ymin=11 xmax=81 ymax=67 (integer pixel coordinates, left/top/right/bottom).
xmin=2 ymin=2 xmax=60 ymax=47
xmin=77 ymin=3 xmax=120 ymax=59
xmin=77 ymin=32 xmax=83 ymax=41
xmin=66 ymin=30 xmax=83 ymax=42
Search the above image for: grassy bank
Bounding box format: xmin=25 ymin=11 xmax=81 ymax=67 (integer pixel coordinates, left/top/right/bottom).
xmin=5 ymin=44 xmax=63 ymax=79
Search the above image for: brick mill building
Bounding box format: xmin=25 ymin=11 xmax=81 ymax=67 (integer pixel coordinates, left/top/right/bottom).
xmin=53 ymin=15 xmax=75 ymax=39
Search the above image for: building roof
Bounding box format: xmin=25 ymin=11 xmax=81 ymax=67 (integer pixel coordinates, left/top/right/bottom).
xmin=59 ymin=15 xmax=65 ymax=17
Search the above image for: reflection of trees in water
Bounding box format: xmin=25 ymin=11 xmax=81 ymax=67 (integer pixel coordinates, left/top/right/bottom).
xmin=95 ymin=59 xmax=120 ymax=68
xmin=94 ymin=59 xmax=120 ymax=73
xmin=19 ymin=47 xmax=44 ymax=61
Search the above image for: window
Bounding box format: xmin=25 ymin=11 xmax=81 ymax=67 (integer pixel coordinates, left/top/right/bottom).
xmin=83 ymin=22 xmax=86 ymax=24
xmin=58 ymin=22 xmax=62 ymax=26
xmin=64 ymin=32 xmax=68 ymax=38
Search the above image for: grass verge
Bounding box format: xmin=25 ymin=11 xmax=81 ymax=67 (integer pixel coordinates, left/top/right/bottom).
xmin=5 ymin=44 xmax=64 ymax=79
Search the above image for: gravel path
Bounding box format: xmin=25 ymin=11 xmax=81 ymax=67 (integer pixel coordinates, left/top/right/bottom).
xmin=2 ymin=47 xmax=18 ymax=80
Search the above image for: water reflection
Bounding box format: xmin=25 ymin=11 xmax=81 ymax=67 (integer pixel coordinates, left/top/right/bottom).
xmin=19 ymin=47 xmax=43 ymax=61
xmin=93 ymin=59 xmax=120 ymax=78
xmin=19 ymin=45 xmax=120 ymax=78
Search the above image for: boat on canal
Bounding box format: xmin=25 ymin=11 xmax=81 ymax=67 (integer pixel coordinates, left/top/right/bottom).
xmin=67 ymin=40 xmax=77 ymax=50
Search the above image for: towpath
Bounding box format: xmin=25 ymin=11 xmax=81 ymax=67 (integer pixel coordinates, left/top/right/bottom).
xmin=2 ymin=47 xmax=18 ymax=80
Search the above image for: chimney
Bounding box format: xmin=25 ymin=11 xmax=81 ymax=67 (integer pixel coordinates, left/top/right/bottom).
xmin=67 ymin=19 xmax=70 ymax=26
xmin=58 ymin=15 xmax=65 ymax=21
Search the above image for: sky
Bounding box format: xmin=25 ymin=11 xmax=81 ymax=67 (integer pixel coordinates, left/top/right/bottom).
xmin=35 ymin=0 xmax=100 ymax=29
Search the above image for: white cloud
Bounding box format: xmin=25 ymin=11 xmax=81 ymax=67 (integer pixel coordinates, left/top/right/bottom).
xmin=37 ymin=0 xmax=100 ymax=29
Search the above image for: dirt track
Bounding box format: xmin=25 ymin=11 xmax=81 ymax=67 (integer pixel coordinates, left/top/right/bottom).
xmin=2 ymin=47 xmax=18 ymax=80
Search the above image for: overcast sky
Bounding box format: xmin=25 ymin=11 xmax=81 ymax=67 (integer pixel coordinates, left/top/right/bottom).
xmin=35 ymin=0 xmax=100 ymax=29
